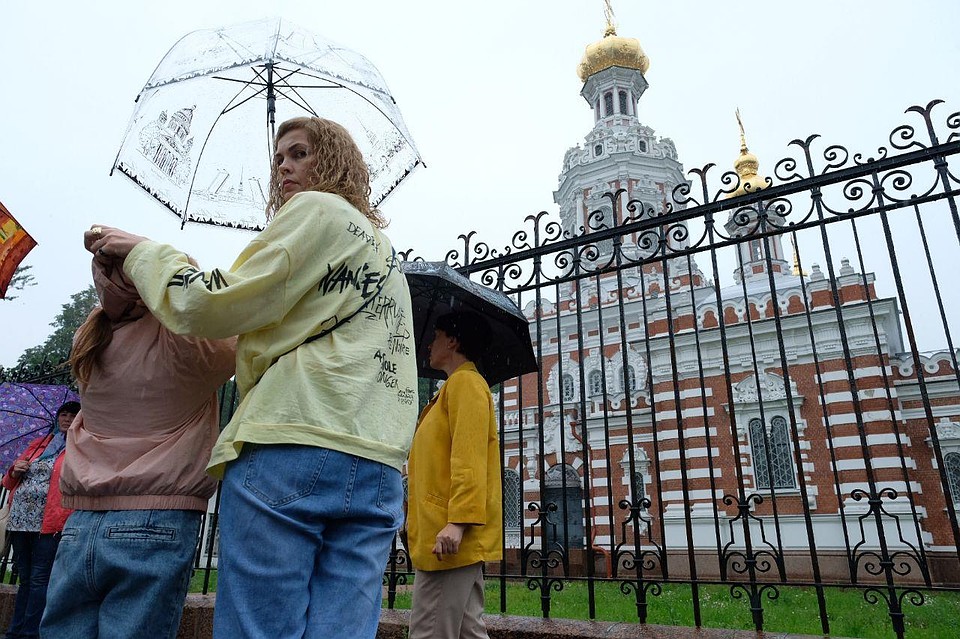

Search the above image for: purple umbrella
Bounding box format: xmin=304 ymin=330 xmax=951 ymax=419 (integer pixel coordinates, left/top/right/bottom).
xmin=0 ymin=383 xmax=79 ymax=472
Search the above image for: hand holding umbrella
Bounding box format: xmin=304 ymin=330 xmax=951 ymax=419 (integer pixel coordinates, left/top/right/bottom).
xmin=84 ymin=225 xmax=148 ymax=263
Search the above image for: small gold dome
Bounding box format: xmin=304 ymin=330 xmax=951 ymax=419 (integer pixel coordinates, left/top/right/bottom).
xmin=728 ymin=147 xmax=770 ymax=198
xmin=577 ymin=26 xmax=650 ymax=82
xmin=734 ymin=150 xmax=760 ymax=176
xmin=727 ymin=110 xmax=770 ymax=198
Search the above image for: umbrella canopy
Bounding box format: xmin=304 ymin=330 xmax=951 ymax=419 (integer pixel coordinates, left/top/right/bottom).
xmin=0 ymin=383 xmax=79 ymax=472
xmin=112 ymin=17 xmax=422 ymax=232
xmin=400 ymin=261 xmax=539 ymax=386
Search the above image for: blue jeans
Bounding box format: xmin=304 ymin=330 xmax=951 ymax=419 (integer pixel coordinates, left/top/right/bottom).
xmin=40 ymin=509 xmax=202 ymax=639
xmin=214 ymin=445 xmax=403 ymax=639
xmin=6 ymin=531 xmax=60 ymax=639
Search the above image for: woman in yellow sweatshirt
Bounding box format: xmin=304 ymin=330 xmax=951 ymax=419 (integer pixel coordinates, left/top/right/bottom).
xmin=85 ymin=117 xmax=418 ymax=639
xmin=406 ymin=311 xmax=503 ymax=639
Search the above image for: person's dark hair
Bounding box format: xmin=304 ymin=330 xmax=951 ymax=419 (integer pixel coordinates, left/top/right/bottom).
xmin=56 ymin=401 xmax=81 ymax=418
xmin=435 ymin=311 xmax=491 ymax=363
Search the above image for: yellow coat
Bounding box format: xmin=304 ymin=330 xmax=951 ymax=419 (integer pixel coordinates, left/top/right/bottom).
xmin=406 ymin=362 xmax=503 ymax=571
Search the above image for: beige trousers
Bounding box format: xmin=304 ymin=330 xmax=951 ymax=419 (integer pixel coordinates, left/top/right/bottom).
xmin=408 ymin=562 xmax=488 ymax=639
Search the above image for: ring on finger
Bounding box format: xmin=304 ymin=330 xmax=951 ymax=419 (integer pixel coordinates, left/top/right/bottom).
xmin=91 ymin=226 xmax=103 ymax=236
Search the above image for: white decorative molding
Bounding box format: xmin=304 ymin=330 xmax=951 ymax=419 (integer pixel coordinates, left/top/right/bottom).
xmin=619 ymin=447 xmax=651 ymax=486
xmin=732 ymin=370 xmax=797 ymax=404
xmin=892 ymin=350 xmax=960 ymax=377
xmin=537 ymin=414 xmax=583 ymax=456
xmin=546 ymin=353 xmax=580 ymax=405
xmin=524 ymin=439 xmax=538 ymax=480
xmin=937 ymin=417 xmax=960 ymax=441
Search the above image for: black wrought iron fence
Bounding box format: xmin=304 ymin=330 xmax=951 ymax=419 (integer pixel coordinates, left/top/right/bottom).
xmin=3 ymin=99 xmax=959 ymax=638
xmin=382 ymin=99 xmax=960 ymax=638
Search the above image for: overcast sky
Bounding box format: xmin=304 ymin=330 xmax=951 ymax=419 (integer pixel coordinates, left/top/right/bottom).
xmin=2 ymin=1 xmax=959 ymax=367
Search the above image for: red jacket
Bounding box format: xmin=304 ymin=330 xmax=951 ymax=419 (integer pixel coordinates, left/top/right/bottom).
xmin=2 ymin=435 xmax=72 ymax=534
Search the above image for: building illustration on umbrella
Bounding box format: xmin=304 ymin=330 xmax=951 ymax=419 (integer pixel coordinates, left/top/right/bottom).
xmin=138 ymin=106 xmax=195 ymax=184
xmin=193 ymin=168 xmax=267 ymax=211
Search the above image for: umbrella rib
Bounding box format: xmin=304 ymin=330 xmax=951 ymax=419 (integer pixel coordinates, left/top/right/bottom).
xmin=221 ymin=90 xmax=269 ymax=115
xmin=17 ymin=383 xmax=57 ymax=418
xmin=273 ymin=84 xmax=318 ymax=117
xmin=279 ymin=68 xmax=420 ymax=156
xmin=216 ymin=29 xmax=261 ymax=68
xmin=210 ymin=75 xmax=269 ymax=85
xmin=214 ymin=65 xmax=334 ymax=116
xmin=221 ymin=63 xmax=282 ymax=109
xmin=269 ymin=67 xmax=333 ymax=111
xmin=0 ymin=424 xmax=55 ymax=451
xmin=210 ymin=76 xmax=341 ymax=90
xmin=0 ymin=407 xmax=53 ymax=420
xmin=286 ymin=67 xmax=392 ymax=100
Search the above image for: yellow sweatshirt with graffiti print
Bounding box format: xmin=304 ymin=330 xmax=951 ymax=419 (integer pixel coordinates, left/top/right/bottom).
xmin=123 ymin=191 xmax=418 ymax=476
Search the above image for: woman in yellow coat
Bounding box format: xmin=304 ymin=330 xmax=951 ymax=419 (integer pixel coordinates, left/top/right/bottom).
xmin=406 ymin=311 xmax=503 ymax=639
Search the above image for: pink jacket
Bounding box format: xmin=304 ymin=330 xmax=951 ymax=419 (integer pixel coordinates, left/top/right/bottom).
xmin=2 ymin=435 xmax=72 ymax=533
xmin=59 ymin=259 xmax=236 ymax=512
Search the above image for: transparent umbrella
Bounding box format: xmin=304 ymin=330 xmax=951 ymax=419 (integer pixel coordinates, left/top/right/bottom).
xmin=112 ymin=17 xmax=422 ymax=232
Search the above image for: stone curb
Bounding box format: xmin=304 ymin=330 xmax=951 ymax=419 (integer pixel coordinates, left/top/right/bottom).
xmin=0 ymin=585 xmax=856 ymax=639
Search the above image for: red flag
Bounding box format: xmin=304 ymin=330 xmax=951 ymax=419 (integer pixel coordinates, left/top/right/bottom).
xmin=0 ymin=201 xmax=38 ymax=299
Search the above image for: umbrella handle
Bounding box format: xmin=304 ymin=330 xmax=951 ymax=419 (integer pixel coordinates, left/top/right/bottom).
xmin=266 ymin=63 xmax=276 ymax=142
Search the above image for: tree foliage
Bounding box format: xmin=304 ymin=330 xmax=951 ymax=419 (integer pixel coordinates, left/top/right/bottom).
xmin=12 ymin=285 xmax=98 ymax=372
xmin=2 ymin=265 xmax=37 ymax=301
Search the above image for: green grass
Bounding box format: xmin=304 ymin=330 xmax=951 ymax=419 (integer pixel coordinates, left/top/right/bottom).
xmin=382 ymin=577 xmax=960 ymax=639
xmin=189 ymin=568 xmax=960 ymax=637
xmin=189 ymin=569 xmax=217 ymax=593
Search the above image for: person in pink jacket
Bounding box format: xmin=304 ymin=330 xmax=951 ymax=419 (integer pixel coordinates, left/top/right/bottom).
xmin=2 ymin=401 xmax=77 ymax=639
xmin=39 ymin=257 xmax=236 ymax=639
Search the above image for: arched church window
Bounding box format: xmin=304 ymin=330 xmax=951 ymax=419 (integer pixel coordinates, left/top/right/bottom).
xmin=594 ymin=144 xmax=603 ymax=157
xmin=503 ymin=469 xmax=522 ymax=529
xmin=619 ymin=365 xmax=636 ymax=392
xmin=750 ymin=239 xmax=764 ymax=261
xmin=588 ymin=370 xmax=604 ymax=396
xmin=595 ymin=99 xmax=601 ymax=121
xmin=638 ymin=140 xmax=647 ymax=153
xmin=946 ymin=452 xmax=960 ymax=504
xmin=562 ymin=374 xmax=575 ymax=402
xmin=749 ymin=416 xmax=796 ymax=490
xmin=619 ymin=90 xmax=629 ymax=115
xmin=604 ymin=92 xmax=614 ymax=116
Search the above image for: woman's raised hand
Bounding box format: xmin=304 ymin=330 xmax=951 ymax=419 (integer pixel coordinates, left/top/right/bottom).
xmin=85 ymin=225 xmax=149 ymax=263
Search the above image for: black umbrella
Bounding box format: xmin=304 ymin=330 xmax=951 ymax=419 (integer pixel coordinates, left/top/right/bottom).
xmin=400 ymin=261 xmax=539 ymax=386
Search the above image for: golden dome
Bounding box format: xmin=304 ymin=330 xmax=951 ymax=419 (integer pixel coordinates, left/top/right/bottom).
xmin=577 ymin=25 xmax=650 ymax=82
xmin=727 ymin=110 xmax=770 ymax=198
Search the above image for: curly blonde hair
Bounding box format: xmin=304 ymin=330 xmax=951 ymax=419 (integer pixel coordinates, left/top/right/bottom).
xmin=266 ymin=117 xmax=386 ymax=228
